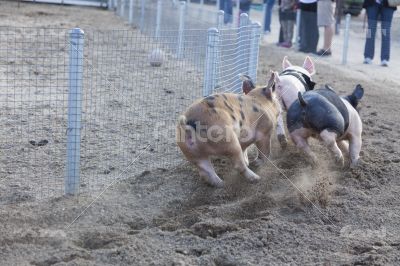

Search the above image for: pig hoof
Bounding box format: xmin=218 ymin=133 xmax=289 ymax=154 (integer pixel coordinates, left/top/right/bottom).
xmin=335 ymin=156 xmax=345 ymax=167
xmin=250 ymin=159 xmax=265 ymax=169
xmin=278 ymin=134 xmax=288 ymax=150
xmin=245 ymin=171 xmax=260 ymax=183
xmin=349 ymin=161 xmax=358 ymax=169
xmin=210 ymin=179 xmax=225 ymax=188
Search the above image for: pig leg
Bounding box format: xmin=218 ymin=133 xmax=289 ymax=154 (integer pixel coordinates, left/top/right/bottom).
xmin=251 ymin=133 xmax=272 ymax=168
xmin=349 ymin=134 xmax=362 ymax=168
xmin=228 ymin=137 xmax=260 ymax=183
xmin=337 ymin=140 xmax=349 ymax=156
xmin=243 ymin=148 xmax=249 ymax=166
xmin=276 ymin=112 xmax=288 ymax=150
xmin=194 ymin=158 xmax=224 ymax=188
xmin=320 ymin=130 xmax=344 ymax=167
xmin=291 ymin=134 xmax=318 ymax=166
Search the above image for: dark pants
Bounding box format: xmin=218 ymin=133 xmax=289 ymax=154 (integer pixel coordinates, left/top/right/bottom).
xmin=364 ymin=3 xmax=395 ymax=61
xmin=299 ymin=9 xmax=319 ymax=53
xmin=264 ymin=0 xmax=276 ymax=32
xmin=219 ymin=0 xmax=233 ymax=24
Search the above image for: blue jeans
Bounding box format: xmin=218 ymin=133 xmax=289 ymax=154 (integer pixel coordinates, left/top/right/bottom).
xmin=263 ymin=0 xmax=275 ymax=32
xmin=219 ymin=0 xmax=233 ymax=24
xmin=364 ymin=4 xmax=395 ymax=61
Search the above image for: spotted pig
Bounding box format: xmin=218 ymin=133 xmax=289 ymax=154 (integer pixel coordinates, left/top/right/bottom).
xmin=176 ymin=72 xmax=282 ymax=187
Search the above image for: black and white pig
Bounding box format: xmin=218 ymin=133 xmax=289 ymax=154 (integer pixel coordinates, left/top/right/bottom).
xmin=287 ymin=84 xmax=364 ymax=168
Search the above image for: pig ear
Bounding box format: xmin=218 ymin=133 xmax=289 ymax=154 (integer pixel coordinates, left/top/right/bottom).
xmin=267 ymin=70 xmax=280 ymax=87
xmin=282 ymin=56 xmax=292 ymax=70
xmin=303 ymin=56 xmax=316 ymax=75
xmin=273 ymin=71 xmax=280 ymax=85
xmin=263 ymin=71 xmax=276 ymax=99
xmin=241 ymin=75 xmax=255 ymax=94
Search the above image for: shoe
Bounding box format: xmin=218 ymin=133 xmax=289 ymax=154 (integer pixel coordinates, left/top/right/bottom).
xmin=298 ymin=48 xmax=310 ymax=53
xmin=280 ymin=42 xmax=292 ymax=48
xmin=363 ymin=57 xmax=372 ymax=64
xmin=381 ymin=60 xmax=389 ymax=67
xmin=314 ymin=49 xmax=332 ymax=56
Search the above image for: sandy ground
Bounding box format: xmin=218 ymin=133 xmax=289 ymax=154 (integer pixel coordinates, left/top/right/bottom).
xmin=0 ymin=1 xmax=400 ymax=265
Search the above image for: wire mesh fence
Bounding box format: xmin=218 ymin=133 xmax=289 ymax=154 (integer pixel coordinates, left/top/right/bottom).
xmin=0 ymin=2 xmax=262 ymax=202
xmin=0 ymin=27 xmax=69 ymax=201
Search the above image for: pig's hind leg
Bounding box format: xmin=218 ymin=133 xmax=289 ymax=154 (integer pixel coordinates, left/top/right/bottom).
xmin=320 ymin=130 xmax=344 ymax=167
xmin=349 ymin=133 xmax=362 ymax=168
xmin=337 ymin=140 xmax=349 ymax=156
xmin=291 ymin=132 xmax=318 ymax=166
xmin=194 ymin=159 xmax=224 ymax=188
xmin=228 ymin=135 xmax=260 ymax=183
xmin=251 ymin=132 xmax=272 ymax=168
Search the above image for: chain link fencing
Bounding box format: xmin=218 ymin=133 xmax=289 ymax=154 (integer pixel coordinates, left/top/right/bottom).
xmin=0 ymin=1 xmax=262 ymax=202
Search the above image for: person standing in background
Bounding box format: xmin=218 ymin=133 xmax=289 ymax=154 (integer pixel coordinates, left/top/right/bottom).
xmin=298 ymin=0 xmax=319 ymax=53
xmin=239 ymin=0 xmax=252 ymax=16
xmin=219 ymin=0 xmax=233 ymax=24
xmin=263 ymin=0 xmax=276 ymax=40
xmin=315 ymin=0 xmax=335 ymax=56
xmin=363 ymin=0 xmax=397 ymax=66
xmin=277 ymin=0 xmax=297 ymax=48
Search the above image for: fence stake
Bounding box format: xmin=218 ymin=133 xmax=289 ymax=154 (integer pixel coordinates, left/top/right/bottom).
xmin=217 ymin=10 xmax=224 ymax=29
xmin=342 ymin=13 xmax=351 ymax=65
xmin=66 ymin=28 xmax=84 ymax=196
xmin=249 ymin=22 xmax=261 ymax=83
xmin=155 ymin=0 xmax=162 ymax=38
xmin=235 ymin=0 xmax=240 ymax=26
xmin=140 ymin=0 xmax=145 ymax=32
xmin=235 ymin=13 xmax=249 ymax=92
xmin=177 ymin=1 xmax=186 ymax=58
xmin=295 ymin=9 xmax=301 ymax=50
xmin=204 ymin=28 xmax=220 ymax=96
xmin=115 ymin=0 xmax=120 ymax=15
xmin=120 ymin=0 xmax=125 ymax=18
xmin=129 ymin=0 xmax=134 ymax=25
xmin=108 ymin=0 xmax=113 ymax=10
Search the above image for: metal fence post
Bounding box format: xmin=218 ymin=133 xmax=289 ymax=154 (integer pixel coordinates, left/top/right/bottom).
xmin=116 ymin=0 xmax=120 ymax=15
xmin=342 ymin=14 xmax=351 ymax=65
xmin=66 ymin=28 xmax=84 ymax=196
xmin=235 ymin=0 xmax=240 ymax=26
xmin=129 ymin=0 xmax=134 ymax=25
xmin=108 ymin=0 xmax=113 ymax=10
xmin=235 ymin=13 xmax=249 ymax=92
xmin=177 ymin=1 xmax=186 ymax=58
xmin=140 ymin=0 xmax=145 ymax=32
xmin=120 ymin=0 xmax=125 ymax=18
xmin=204 ymin=28 xmax=220 ymax=97
xmin=295 ymin=9 xmax=301 ymax=50
xmin=217 ymin=10 xmax=224 ymax=29
xmin=155 ymin=0 xmax=162 ymax=38
xmin=249 ymin=22 xmax=261 ymax=83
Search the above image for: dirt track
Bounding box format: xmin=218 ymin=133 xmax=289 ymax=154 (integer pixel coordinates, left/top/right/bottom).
xmin=1 ymin=1 xmax=400 ymax=265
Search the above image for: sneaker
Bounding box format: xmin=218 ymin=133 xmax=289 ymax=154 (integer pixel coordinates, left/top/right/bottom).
xmin=381 ymin=60 xmax=389 ymax=67
xmin=363 ymin=57 xmax=372 ymax=64
xmin=314 ymin=49 xmax=332 ymax=56
xmin=280 ymin=42 xmax=292 ymax=48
